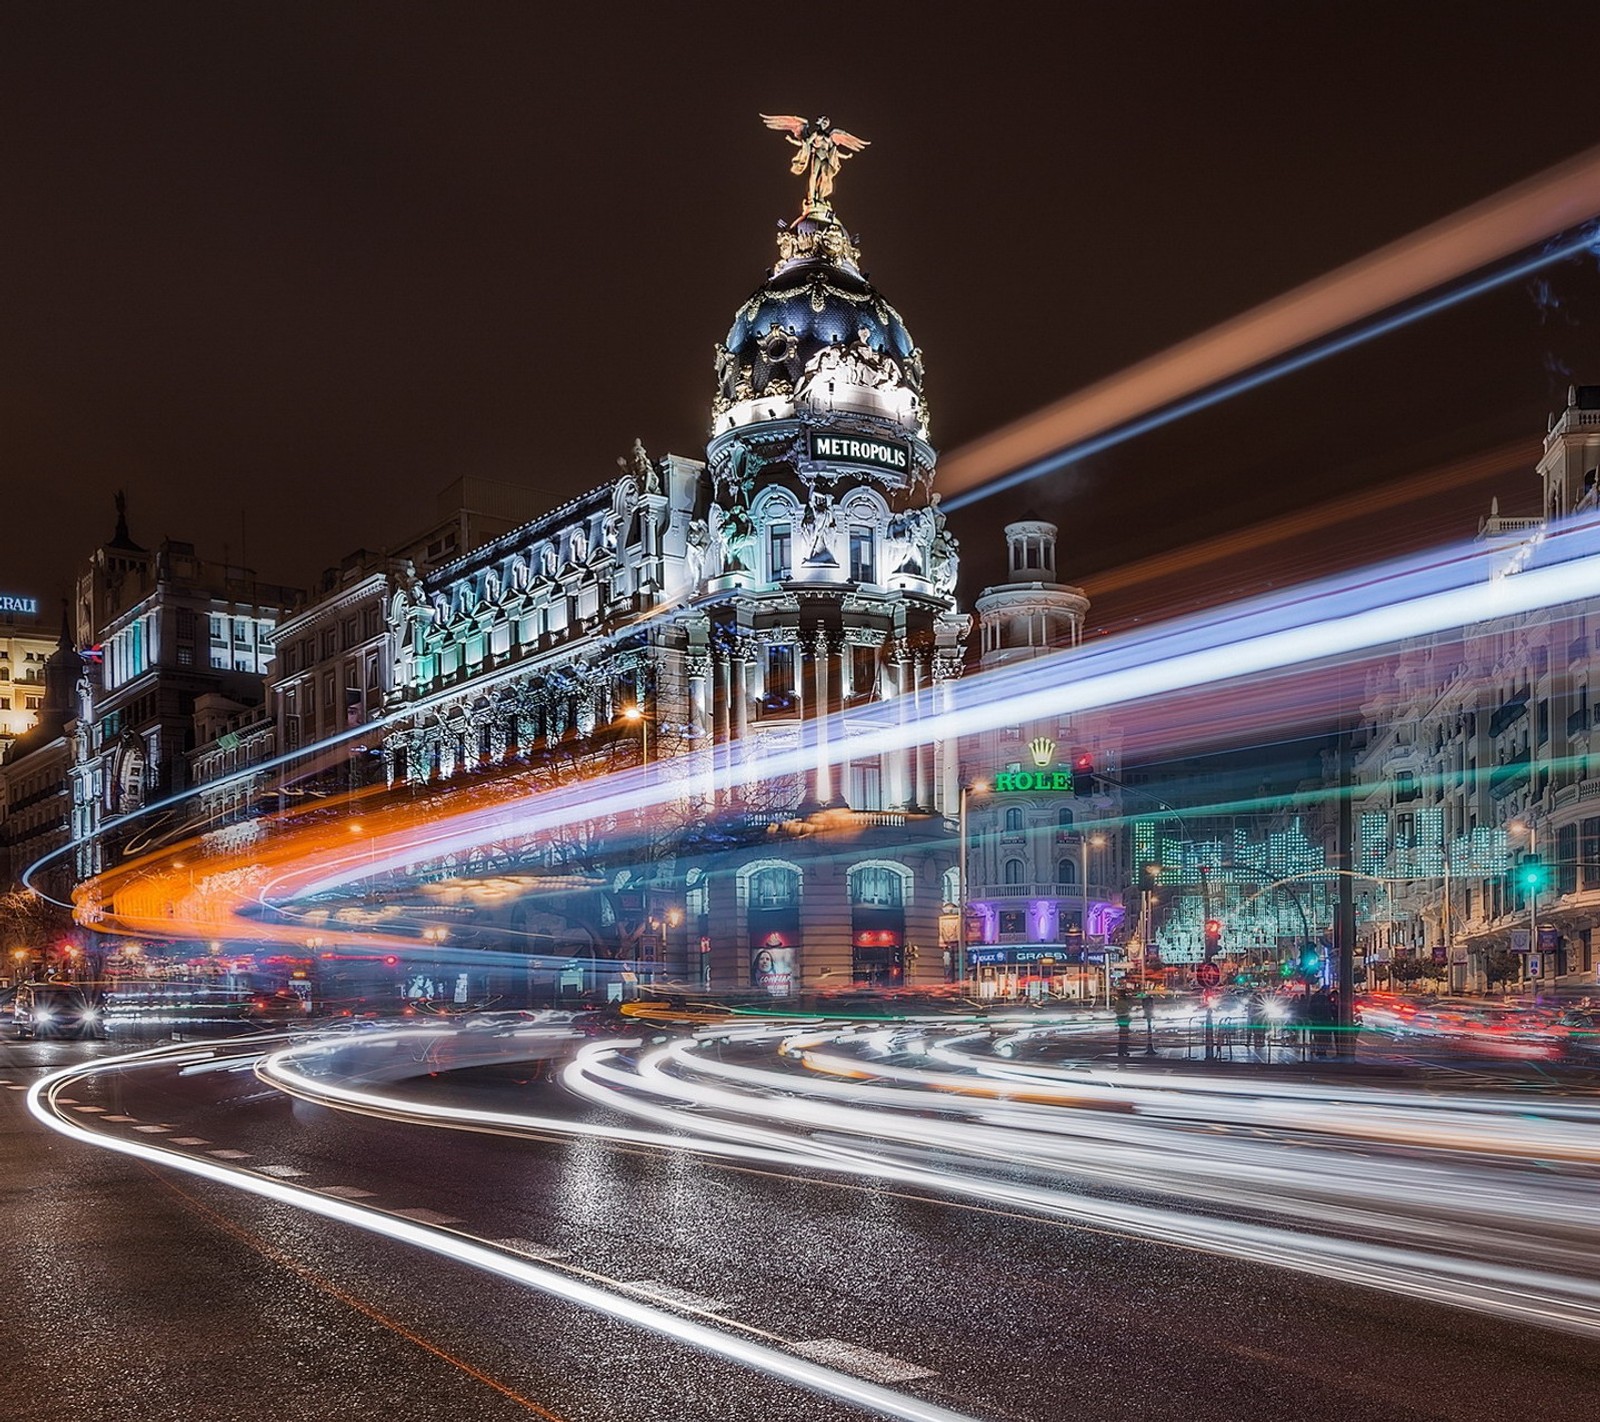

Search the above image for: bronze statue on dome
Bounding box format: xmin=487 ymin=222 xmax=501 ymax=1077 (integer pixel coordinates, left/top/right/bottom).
xmin=761 ymin=114 xmax=869 ymax=217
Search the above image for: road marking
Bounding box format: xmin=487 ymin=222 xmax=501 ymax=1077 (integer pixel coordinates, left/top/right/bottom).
xmin=170 ymin=1137 xmax=209 ymax=1145
xmin=208 ymin=1149 xmax=252 ymax=1160
xmin=102 ymin=1114 xmax=140 ymax=1121
xmin=133 ymin=1124 xmax=170 ymax=1133
xmin=492 ymin=1238 xmax=572 ymax=1261
xmin=391 ymin=1207 xmax=464 ymax=1226
xmin=622 ymin=1280 xmax=730 ymax=1314
xmin=71 ymin=1104 xmax=106 ymax=1113
xmin=6 ymin=1084 xmax=32 ymax=1091
xmin=257 ymin=1165 xmax=307 ymax=1178
xmin=791 ymin=1340 xmax=937 ymax=1384
xmin=320 ymin=1185 xmax=377 ymax=1199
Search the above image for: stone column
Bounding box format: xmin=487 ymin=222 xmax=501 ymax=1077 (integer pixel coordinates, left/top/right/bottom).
xmin=811 ymin=629 xmax=832 ymax=807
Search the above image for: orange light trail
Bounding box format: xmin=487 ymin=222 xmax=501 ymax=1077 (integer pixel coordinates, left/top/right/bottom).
xmin=938 ymin=144 xmax=1600 ymax=498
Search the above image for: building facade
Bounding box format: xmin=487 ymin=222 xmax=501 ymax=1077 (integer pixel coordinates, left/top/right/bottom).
xmin=1351 ymin=383 xmax=1600 ymax=991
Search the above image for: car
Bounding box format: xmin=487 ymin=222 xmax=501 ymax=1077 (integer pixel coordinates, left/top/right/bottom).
xmin=12 ymin=982 xmax=109 ymax=1040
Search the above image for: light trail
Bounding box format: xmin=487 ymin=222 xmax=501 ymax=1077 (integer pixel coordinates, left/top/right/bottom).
xmin=27 ymin=1037 xmax=981 ymax=1422
xmin=240 ymin=1020 xmax=1600 ymax=1340
xmin=52 ymin=514 xmax=1600 ymax=950
xmin=939 ymin=141 xmax=1600 ymax=503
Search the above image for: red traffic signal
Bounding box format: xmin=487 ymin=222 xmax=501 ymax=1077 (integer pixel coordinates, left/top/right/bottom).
xmin=1203 ymin=919 xmax=1223 ymax=959
xmin=1069 ymin=751 xmax=1095 ymax=792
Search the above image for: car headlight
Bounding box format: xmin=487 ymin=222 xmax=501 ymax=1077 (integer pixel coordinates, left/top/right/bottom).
xmin=33 ymin=1009 xmax=54 ymax=1022
xmin=81 ymin=1009 xmax=99 ymax=1023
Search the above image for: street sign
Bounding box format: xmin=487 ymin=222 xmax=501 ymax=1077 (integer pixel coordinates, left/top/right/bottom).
xmin=1527 ymin=954 xmax=1542 ymax=978
xmin=1195 ymin=960 xmax=1221 ymax=989
xmin=1511 ymin=929 xmax=1531 ymax=953
xmin=1538 ymin=925 xmax=1560 ymax=953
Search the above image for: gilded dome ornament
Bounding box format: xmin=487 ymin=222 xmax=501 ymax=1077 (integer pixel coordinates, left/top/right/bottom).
xmin=760 ymin=114 xmax=870 ymax=221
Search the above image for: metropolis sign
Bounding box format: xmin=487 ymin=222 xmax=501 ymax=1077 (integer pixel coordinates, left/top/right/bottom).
xmin=0 ymin=593 xmax=39 ymax=615
xmin=807 ymin=429 xmax=910 ymax=474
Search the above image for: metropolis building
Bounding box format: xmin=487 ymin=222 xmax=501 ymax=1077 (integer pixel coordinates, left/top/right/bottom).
xmin=366 ymin=128 xmax=974 ymax=994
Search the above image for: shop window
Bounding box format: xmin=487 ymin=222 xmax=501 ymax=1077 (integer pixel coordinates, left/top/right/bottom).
xmin=749 ymin=866 xmax=798 ymax=909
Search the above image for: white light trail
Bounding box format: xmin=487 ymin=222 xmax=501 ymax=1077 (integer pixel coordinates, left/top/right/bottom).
xmin=28 ymin=1039 xmax=980 ymax=1422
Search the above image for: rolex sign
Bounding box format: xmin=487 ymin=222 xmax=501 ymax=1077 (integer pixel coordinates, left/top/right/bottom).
xmin=808 ymin=429 xmax=910 ymax=474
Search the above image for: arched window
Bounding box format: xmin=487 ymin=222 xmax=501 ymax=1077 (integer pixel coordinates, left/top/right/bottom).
xmin=849 ymin=865 xmax=905 ymax=907
xmin=1004 ymin=858 xmax=1024 ymax=886
xmin=1057 ymin=858 xmax=1077 ymax=886
xmin=1057 ymin=807 xmax=1075 ymax=829
xmin=1004 ymin=807 xmax=1023 ymax=832
xmin=748 ymin=866 xmax=799 ymax=909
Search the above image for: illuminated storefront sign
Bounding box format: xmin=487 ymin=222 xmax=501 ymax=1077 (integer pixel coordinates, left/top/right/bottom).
xmin=807 ymin=429 xmax=910 ymax=473
xmin=992 ymin=767 xmax=1075 ymax=793
xmin=0 ymin=593 xmax=39 ymax=615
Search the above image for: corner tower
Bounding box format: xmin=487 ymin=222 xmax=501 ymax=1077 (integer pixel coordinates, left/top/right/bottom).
xmin=694 ymin=117 xmax=967 ymax=821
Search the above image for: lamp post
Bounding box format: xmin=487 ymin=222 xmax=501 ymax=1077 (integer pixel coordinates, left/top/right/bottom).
xmin=1511 ymin=818 xmax=1538 ymax=993
xmin=957 ymin=781 xmax=987 ymax=993
xmin=1082 ymin=832 xmax=1108 ymax=1005
xmin=623 ymin=703 xmax=649 ymax=765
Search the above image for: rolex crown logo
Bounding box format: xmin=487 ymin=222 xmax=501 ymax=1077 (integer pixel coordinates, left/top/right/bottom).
xmin=1028 ymin=737 xmax=1056 ymax=768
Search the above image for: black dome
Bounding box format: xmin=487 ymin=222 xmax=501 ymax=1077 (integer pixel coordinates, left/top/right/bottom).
xmin=717 ymin=222 xmax=919 ymax=406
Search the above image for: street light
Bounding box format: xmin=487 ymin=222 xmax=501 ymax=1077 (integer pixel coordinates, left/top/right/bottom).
xmin=957 ymin=781 xmax=988 ymax=992
xmin=622 ymin=703 xmax=648 ymax=765
xmin=1510 ymin=818 xmax=1540 ymax=992
xmin=1082 ymin=832 xmax=1109 ymax=1005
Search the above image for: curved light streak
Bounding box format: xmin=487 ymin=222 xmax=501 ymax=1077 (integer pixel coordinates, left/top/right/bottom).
xmin=28 ymin=1038 xmax=979 ymax=1422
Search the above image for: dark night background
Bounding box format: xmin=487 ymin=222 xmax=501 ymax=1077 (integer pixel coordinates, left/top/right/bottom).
xmin=4 ymin=2 xmax=1600 ymax=628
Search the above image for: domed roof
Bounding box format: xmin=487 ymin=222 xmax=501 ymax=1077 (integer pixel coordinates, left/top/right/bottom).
xmin=714 ymin=216 xmax=923 ymax=415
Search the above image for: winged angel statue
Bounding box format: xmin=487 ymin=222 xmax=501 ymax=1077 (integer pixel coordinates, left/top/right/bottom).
xmin=761 ymin=114 xmax=870 ymax=215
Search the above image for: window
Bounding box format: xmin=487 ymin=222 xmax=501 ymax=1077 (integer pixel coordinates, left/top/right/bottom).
xmin=766 ymin=646 xmax=795 ymax=699
xmin=363 ymin=605 xmax=383 ymax=639
xmin=851 ymin=644 xmax=876 ymax=697
xmin=1057 ymin=807 xmax=1075 ymax=828
xmin=1004 ymin=807 xmax=1023 ymax=832
xmin=321 ymin=629 xmax=336 ymax=659
xmin=848 ymin=527 xmax=874 ymax=583
xmin=345 ymin=617 xmax=359 ymax=646
xmin=1057 ymin=858 xmax=1078 ymax=886
xmin=177 ymin=647 xmax=193 ymax=667
xmin=749 ymin=866 xmax=798 ymax=909
xmin=1004 ymin=859 xmax=1024 ymax=886
xmin=769 ymin=525 xmax=792 ymax=580
xmin=850 ymin=866 xmax=904 ymax=907
xmin=210 ymin=615 xmax=224 ymax=641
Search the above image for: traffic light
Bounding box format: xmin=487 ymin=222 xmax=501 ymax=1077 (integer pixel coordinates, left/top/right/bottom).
xmin=1068 ymin=748 xmax=1094 ymax=793
xmin=1203 ymin=919 xmax=1222 ymax=959
xmin=1298 ymin=944 xmax=1323 ymax=977
xmin=1519 ymin=855 xmax=1549 ymax=894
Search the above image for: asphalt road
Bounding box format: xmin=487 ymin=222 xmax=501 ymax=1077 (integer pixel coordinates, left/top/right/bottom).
xmin=6 ymin=1021 xmax=1600 ymax=1422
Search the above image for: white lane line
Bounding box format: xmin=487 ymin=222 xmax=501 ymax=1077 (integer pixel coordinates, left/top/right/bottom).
xmin=257 ymin=1165 xmax=306 ymax=1178
xmin=170 ymin=1137 xmax=209 ymax=1145
xmin=493 ymin=1238 xmax=572 ymax=1261
xmin=623 ymin=1280 xmax=730 ymax=1314
xmin=71 ymin=1105 xmax=107 ymax=1113
xmin=102 ymin=1114 xmax=140 ymax=1121
xmin=792 ymin=1341 xmax=937 ymax=1384
xmin=391 ymin=1207 xmax=464 ymax=1226
xmin=208 ymin=1149 xmax=252 ymax=1160
xmin=6 ymin=1084 xmax=32 ymax=1091
xmin=133 ymin=1125 xmax=170 ymax=1133
xmin=320 ymin=1185 xmax=377 ymax=1199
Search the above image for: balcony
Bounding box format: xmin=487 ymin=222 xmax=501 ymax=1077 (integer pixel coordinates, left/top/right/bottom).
xmin=1488 ymin=694 xmax=1529 ymax=739
xmin=1569 ymin=706 xmax=1592 ymax=739
xmin=1489 ymin=753 xmax=1531 ymax=801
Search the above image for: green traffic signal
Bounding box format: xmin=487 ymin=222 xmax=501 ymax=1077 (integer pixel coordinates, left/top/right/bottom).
xmin=1298 ymin=945 xmax=1323 ymax=975
xmin=1519 ymin=856 xmax=1549 ymax=892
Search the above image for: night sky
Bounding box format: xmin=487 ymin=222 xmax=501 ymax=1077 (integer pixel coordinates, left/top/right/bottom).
xmin=5 ymin=3 xmax=1600 ymax=630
